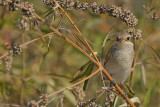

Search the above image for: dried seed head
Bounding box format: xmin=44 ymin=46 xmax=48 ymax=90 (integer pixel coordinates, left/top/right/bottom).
xmin=20 ymin=2 xmax=35 ymax=16
xmin=43 ymin=0 xmax=56 ymax=6
xmin=134 ymin=29 xmax=142 ymax=39
xmin=120 ymin=9 xmax=138 ymax=27
xmin=42 ymin=1 xmax=138 ymax=27
xmin=8 ymin=0 xmax=20 ymax=11
xmin=127 ymin=27 xmax=135 ymax=35
xmin=5 ymin=55 xmax=13 ymax=71
xmin=72 ymin=86 xmax=86 ymax=101
xmin=77 ymin=100 xmax=91 ymax=107
xmin=66 ymin=0 xmax=75 ymax=10
xmin=39 ymin=94 xmax=49 ymax=106
xmin=152 ymin=12 xmax=159 ymax=20
xmin=73 ymin=1 xmax=81 ymax=10
xmin=17 ymin=15 xmax=37 ymax=30
xmin=107 ymin=5 xmax=122 ymax=17
xmin=108 ymin=92 xmax=115 ymax=103
xmin=9 ymin=42 xmax=22 ymax=55
xmin=27 ymin=100 xmax=39 ymax=107
xmin=90 ymin=2 xmax=99 ymax=14
xmin=17 ymin=16 xmax=30 ymax=30
xmin=88 ymin=101 xmax=101 ymax=107
xmin=127 ymin=28 xmax=142 ymax=40
xmin=99 ymin=4 xmax=107 ymax=14
xmin=0 ymin=0 xmax=9 ymax=6
xmin=80 ymin=2 xmax=89 ymax=11
xmin=59 ymin=0 xmax=65 ymax=7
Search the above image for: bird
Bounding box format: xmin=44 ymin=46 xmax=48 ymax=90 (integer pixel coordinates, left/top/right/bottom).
xmin=103 ymin=31 xmax=134 ymax=84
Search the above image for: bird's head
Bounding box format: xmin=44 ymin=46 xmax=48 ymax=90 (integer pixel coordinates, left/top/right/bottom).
xmin=116 ymin=32 xmax=132 ymax=44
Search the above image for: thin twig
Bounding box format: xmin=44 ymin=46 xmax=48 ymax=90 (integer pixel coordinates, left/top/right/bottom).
xmin=47 ymin=68 xmax=101 ymax=97
xmin=19 ymin=32 xmax=26 ymax=105
xmin=53 ymin=0 xmax=100 ymax=62
xmin=0 ymin=32 xmax=54 ymax=60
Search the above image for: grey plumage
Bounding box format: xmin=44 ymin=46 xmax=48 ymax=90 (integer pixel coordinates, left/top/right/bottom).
xmin=104 ymin=32 xmax=134 ymax=83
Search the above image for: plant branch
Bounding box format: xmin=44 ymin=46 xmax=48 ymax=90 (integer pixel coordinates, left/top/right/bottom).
xmin=53 ymin=0 xmax=99 ymax=62
xmin=47 ymin=68 xmax=101 ymax=98
xmin=0 ymin=32 xmax=54 ymax=60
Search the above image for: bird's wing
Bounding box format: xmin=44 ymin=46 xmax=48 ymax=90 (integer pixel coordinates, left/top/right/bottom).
xmin=102 ymin=46 xmax=113 ymax=66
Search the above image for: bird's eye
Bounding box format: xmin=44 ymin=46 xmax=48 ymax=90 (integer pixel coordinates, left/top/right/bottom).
xmin=126 ymin=37 xmax=130 ymax=40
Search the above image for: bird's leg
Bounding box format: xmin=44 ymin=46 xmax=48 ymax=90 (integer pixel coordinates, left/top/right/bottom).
xmin=110 ymin=75 xmax=116 ymax=87
xmin=119 ymin=82 xmax=128 ymax=100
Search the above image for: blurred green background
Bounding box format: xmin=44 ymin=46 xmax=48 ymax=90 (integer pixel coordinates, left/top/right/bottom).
xmin=0 ymin=0 xmax=160 ymax=106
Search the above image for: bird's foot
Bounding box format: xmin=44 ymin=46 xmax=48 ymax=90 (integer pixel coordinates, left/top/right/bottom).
xmin=120 ymin=83 xmax=128 ymax=100
xmin=110 ymin=78 xmax=116 ymax=87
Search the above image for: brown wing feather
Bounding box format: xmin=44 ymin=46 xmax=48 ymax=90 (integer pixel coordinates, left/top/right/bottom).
xmin=102 ymin=47 xmax=112 ymax=67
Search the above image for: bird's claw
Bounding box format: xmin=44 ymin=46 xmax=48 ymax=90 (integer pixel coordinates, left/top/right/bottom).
xmin=110 ymin=78 xmax=116 ymax=87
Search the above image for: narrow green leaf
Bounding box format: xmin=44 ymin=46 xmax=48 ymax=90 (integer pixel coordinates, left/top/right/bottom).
xmin=70 ymin=61 xmax=91 ymax=83
xmin=83 ymin=63 xmax=94 ymax=90
xmin=142 ymin=77 xmax=158 ymax=107
xmin=44 ymin=8 xmax=53 ymax=17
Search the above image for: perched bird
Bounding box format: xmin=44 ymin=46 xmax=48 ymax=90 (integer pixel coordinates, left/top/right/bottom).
xmin=103 ymin=31 xmax=134 ymax=84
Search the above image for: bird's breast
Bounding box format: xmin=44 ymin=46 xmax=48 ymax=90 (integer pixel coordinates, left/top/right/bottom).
xmin=104 ymin=42 xmax=134 ymax=83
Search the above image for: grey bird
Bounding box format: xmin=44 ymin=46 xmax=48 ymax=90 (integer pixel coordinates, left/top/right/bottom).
xmin=103 ymin=31 xmax=134 ymax=84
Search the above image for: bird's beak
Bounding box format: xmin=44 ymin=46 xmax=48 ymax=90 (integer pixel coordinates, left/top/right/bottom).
xmin=119 ymin=39 xmax=126 ymax=43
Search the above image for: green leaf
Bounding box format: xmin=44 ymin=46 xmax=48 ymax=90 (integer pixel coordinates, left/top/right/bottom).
xmin=83 ymin=62 xmax=94 ymax=90
xmin=44 ymin=8 xmax=53 ymax=17
xmin=70 ymin=61 xmax=91 ymax=83
xmin=142 ymin=77 xmax=158 ymax=107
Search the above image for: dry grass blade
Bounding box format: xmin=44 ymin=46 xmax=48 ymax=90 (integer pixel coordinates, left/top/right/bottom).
xmin=141 ymin=64 xmax=146 ymax=89
xmin=101 ymin=27 xmax=112 ymax=57
xmin=59 ymin=28 xmax=91 ymax=52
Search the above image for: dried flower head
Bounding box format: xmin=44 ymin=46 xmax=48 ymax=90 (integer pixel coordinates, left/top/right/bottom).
xmin=72 ymin=86 xmax=86 ymax=101
xmin=17 ymin=15 xmax=37 ymax=30
xmin=27 ymin=100 xmax=39 ymax=107
xmin=107 ymin=5 xmax=122 ymax=17
xmin=39 ymin=94 xmax=49 ymax=106
xmin=42 ymin=1 xmax=138 ymax=27
xmin=0 ymin=0 xmax=9 ymax=6
xmin=106 ymin=5 xmax=139 ymax=27
xmin=152 ymin=12 xmax=159 ymax=20
xmin=90 ymin=2 xmax=99 ymax=14
xmin=20 ymin=2 xmax=35 ymax=16
xmin=66 ymin=0 xmax=75 ymax=10
xmin=73 ymin=1 xmax=81 ymax=10
xmin=99 ymin=4 xmax=107 ymax=14
xmin=127 ymin=28 xmax=142 ymax=40
xmin=88 ymin=101 xmax=101 ymax=107
xmin=134 ymin=29 xmax=142 ymax=40
xmin=80 ymin=2 xmax=89 ymax=11
xmin=43 ymin=0 xmax=56 ymax=6
xmin=8 ymin=0 xmax=20 ymax=11
xmin=9 ymin=42 xmax=22 ymax=55
xmin=5 ymin=55 xmax=13 ymax=71
xmin=127 ymin=27 xmax=135 ymax=35
xmin=77 ymin=100 xmax=91 ymax=107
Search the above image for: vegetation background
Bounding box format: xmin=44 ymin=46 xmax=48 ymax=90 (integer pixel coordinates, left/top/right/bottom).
xmin=0 ymin=0 xmax=160 ymax=106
